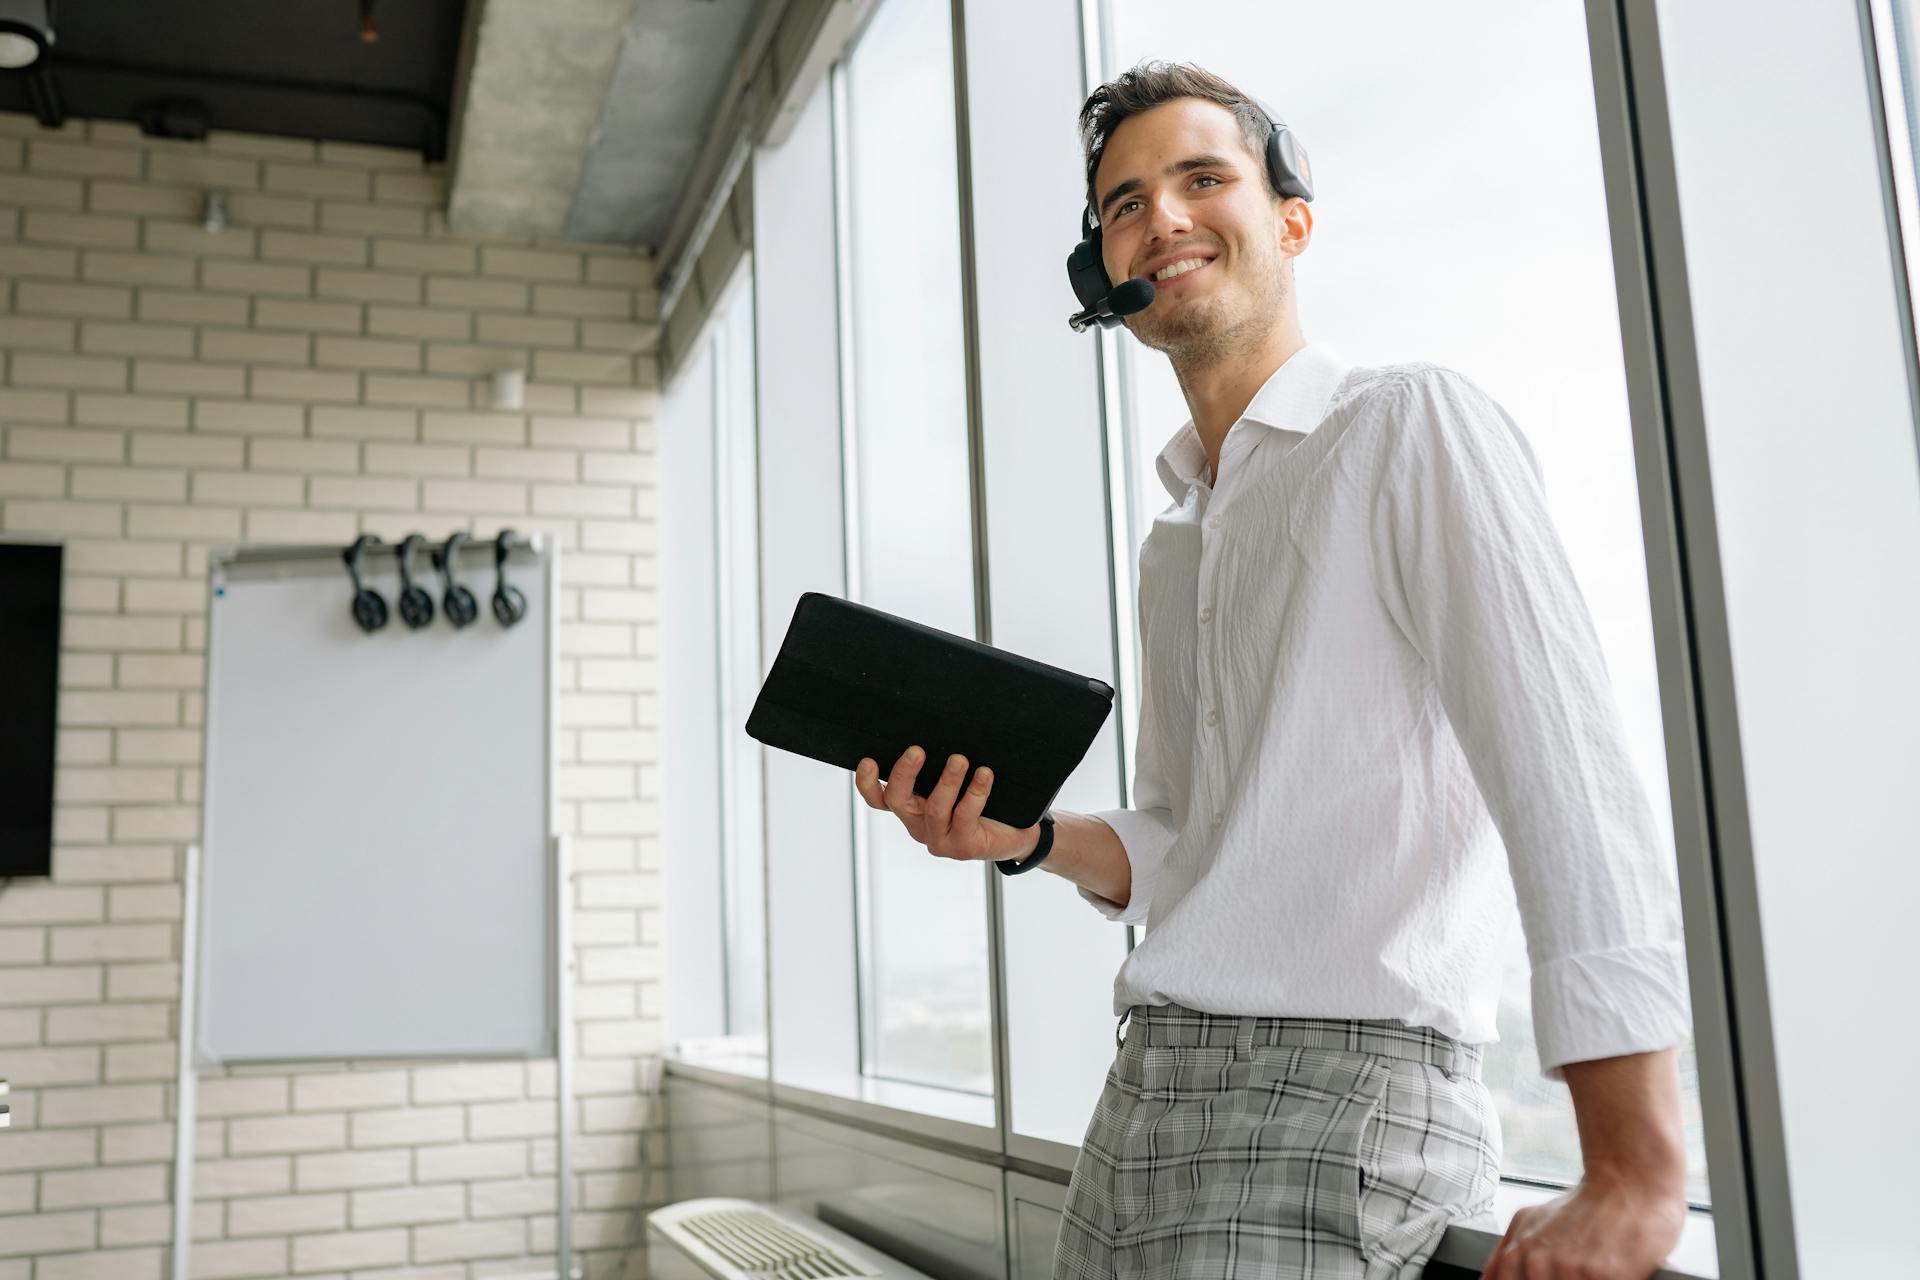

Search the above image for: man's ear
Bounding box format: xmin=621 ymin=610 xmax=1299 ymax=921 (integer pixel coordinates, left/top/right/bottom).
xmin=1277 ymin=196 xmax=1313 ymax=257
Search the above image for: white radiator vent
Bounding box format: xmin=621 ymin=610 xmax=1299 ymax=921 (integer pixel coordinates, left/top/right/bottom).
xmin=681 ymin=1207 xmax=876 ymax=1279
xmin=649 ymin=1198 xmax=928 ymax=1280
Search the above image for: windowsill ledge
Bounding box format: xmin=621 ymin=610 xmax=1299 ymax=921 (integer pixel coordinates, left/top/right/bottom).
xmin=662 ymin=1053 xmax=998 ymax=1148
xmin=1434 ymin=1184 xmax=1718 ymax=1279
xmin=769 ymin=1072 xmax=997 ymax=1146
xmin=666 ymin=1041 xmax=769 ymax=1083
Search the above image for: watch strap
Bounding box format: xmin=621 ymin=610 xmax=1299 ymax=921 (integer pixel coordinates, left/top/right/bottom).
xmin=994 ymin=813 xmax=1055 ymax=876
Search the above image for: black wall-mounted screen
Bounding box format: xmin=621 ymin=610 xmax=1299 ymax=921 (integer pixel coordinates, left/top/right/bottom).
xmin=0 ymin=543 xmax=61 ymax=879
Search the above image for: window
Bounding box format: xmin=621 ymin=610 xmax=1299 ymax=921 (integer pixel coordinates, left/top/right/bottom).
xmin=839 ymin=0 xmax=994 ymax=1098
xmin=1096 ymin=0 xmax=1708 ymax=1200
xmin=659 ymin=260 xmax=767 ymax=1068
xmin=713 ymin=266 xmax=768 ymax=1050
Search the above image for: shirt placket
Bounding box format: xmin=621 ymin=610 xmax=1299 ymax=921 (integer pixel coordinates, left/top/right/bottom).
xmin=1193 ymin=458 xmax=1232 ymax=837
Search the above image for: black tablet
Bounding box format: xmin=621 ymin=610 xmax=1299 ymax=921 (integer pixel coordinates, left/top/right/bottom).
xmin=746 ymin=593 xmax=1115 ymax=830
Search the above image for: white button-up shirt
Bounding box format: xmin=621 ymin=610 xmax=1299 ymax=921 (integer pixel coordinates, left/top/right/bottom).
xmin=1085 ymin=343 xmax=1691 ymax=1074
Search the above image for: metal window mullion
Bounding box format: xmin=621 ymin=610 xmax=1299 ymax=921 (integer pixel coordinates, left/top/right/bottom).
xmin=710 ymin=324 xmax=739 ymax=1037
xmin=1078 ymin=0 xmax=1140 ymax=961
xmin=1862 ymin=0 xmax=1920 ymax=482
xmin=945 ymin=0 xmax=1013 ymax=1155
xmin=830 ymin=60 xmax=877 ymax=1086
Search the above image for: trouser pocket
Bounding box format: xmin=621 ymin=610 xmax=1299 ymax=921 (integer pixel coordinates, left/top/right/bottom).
xmin=1110 ymin=1043 xmax=1386 ymax=1252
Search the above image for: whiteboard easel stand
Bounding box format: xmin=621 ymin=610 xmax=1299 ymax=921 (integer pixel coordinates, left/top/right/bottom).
xmin=549 ymin=530 xmax=576 ymax=1278
xmin=169 ymin=844 xmax=201 ymax=1279
xmin=172 ymin=535 xmax=576 ymax=1280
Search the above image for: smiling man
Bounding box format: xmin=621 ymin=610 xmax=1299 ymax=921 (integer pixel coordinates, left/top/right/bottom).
xmin=854 ymin=61 xmax=1693 ymax=1279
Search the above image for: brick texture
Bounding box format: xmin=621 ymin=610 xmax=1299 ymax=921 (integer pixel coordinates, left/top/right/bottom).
xmin=0 ymin=115 xmax=663 ymax=1280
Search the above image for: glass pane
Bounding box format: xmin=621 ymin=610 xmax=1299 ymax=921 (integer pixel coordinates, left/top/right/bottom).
xmin=658 ymin=329 xmax=728 ymax=1046
xmin=842 ymin=0 xmax=993 ymax=1095
xmin=714 ymin=265 xmax=768 ymax=1054
xmin=1101 ymin=0 xmax=1708 ymax=1201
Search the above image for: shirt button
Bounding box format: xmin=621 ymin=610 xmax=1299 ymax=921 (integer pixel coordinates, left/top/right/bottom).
xmin=1205 ymin=708 xmax=1220 ymax=727
xmin=1199 ymin=606 xmax=1214 ymax=624
xmin=1206 ymin=515 xmax=1222 ymax=531
xmin=1211 ymin=812 xmax=1224 ymax=828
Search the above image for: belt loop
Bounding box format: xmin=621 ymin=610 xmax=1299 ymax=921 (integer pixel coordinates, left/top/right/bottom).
xmin=1233 ymin=1016 xmax=1257 ymax=1060
xmin=1115 ymin=1008 xmax=1132 ymax=1050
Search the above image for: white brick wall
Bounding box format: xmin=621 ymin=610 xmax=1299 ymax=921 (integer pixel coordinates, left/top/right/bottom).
xmin=0 ymin=114 xmax=667 ymax=1278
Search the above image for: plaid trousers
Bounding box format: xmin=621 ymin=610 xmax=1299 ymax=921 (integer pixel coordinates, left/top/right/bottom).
xmin=1054 ymin=1004 xmax=1501 ymax=1279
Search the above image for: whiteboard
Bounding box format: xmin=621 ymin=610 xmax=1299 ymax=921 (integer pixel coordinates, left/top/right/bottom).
xmin=198 ymin=541 xmax=554 ymax=1062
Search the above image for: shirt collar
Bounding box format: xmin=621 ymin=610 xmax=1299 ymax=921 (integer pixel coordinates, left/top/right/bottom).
xmin=1154 ymin=343 xmax=1353 ymax=500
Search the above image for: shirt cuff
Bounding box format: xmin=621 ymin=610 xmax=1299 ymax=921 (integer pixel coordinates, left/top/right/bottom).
xmin=1529 ymin=939 xmax=1693 ymax=1079
xmin=1078 ymin=807 xmax=1176 ymax=927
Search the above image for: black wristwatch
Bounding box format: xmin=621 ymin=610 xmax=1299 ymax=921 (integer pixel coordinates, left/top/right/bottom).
xmin=994 ymin=813 xmax=1055 ymax=876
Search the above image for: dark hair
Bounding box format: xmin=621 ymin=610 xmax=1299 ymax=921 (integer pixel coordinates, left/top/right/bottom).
xmin=1079 ymin=61 xmax=1276 ymax=219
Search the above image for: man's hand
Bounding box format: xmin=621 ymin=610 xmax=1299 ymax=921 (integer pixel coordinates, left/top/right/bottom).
xmin=854 ymin=746 xmax=1040 ymax=864
xmin=1480 ymin=1174 xmax=1686 ymax=1279
xmin=1483 ymin=1047 xmax=1689 ymax=1279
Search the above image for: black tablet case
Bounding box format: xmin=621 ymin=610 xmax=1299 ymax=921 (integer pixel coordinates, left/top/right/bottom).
xmin=746 ymin=593 xmax=1115 ymax=830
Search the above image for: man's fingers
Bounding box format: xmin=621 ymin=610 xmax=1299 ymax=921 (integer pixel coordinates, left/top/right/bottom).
xmin=853 ymin=758 xmax=887 ymax=811
xmin=884 ymin=747 xmax=925 ymax=817
xmin=949 ymin=764 xmax=991 ymax=834
xmin=923 ymin=754 xmax=968 ymax=841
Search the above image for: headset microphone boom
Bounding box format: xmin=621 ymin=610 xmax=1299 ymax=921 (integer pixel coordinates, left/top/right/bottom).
xmin=1068 ymin=276 xmax=1156 ymax=333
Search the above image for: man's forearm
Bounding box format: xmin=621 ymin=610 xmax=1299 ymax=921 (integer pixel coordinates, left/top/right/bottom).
xmin=1036 ymin=811 xmax=1133 ymax=907
xmin=1562 ymin=1048 xmax=1687 ymax=1193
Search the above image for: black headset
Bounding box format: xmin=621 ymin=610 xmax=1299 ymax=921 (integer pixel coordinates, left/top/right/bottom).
xmin=396 ymin=534 xmax=435 ymax=629
xmin=491 ymin=529 xmax=528 ymax=628
xmin=342 ymin=534 xmax=388 ymax=634
xmin=432 ymin=531 xmax=480 ymax=629
xmin=1067 ymin=105 xmax=1314 ymax=330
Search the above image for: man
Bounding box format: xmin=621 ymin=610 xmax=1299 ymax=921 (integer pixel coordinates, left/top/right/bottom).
xmin=854 ymin=62 xmax=1691 ymax=1280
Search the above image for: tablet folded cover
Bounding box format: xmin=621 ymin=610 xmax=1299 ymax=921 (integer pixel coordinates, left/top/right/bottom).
xmin=746 ymin=593 xmax=1115 ymax=830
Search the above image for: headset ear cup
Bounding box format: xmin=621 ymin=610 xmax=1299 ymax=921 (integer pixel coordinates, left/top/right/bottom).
xmin=399 ymin=585 xmax=434 ymax=629
xmin=491 ymin=583 xmax=527 ymax=628
xmin=445 ymin=584 xmax=479 ymax=628
xmin=1067 ymin=217 xmax=1113 ymax=309
xmin=1267 ymin=123 xmax=1313 ymax=202
xmin=352 ymin=589 xmax=388 ymax=633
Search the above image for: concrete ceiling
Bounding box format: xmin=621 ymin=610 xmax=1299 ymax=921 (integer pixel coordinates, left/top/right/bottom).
xmin=448 ymin=0 xmax=763 ymax=249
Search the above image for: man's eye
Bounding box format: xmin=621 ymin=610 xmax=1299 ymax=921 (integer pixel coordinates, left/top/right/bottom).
xmin=1116 ymin=199 xmax=1142 ymax=218
xmin=1193 ymin=175 xmax=1221 ymax=188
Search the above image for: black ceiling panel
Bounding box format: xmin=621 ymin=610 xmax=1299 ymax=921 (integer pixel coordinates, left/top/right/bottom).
xmin=0 ymin=0 xmax=470 ymax=159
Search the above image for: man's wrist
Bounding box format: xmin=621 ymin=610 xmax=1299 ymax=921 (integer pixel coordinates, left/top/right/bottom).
xmin=994 ymin=813 xmax=1054 ymax=875
xmin=1581 ymin=1152 xmax=1687 ymax=1199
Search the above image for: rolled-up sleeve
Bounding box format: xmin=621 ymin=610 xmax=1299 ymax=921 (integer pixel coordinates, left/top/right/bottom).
xmin=1364 ymin=366 xmax=1691 ymax=1077
xmin=1082 ymin=654 xmax=1179 ymax=927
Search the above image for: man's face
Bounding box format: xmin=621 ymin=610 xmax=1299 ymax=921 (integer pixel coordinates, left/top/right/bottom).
xmin=1092 ymin=98 xmax=1306 ymax=361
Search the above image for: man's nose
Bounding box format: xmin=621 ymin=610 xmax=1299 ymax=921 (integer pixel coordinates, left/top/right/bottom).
xmin=1145 ymin=191 xmax=1194 ymax=244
